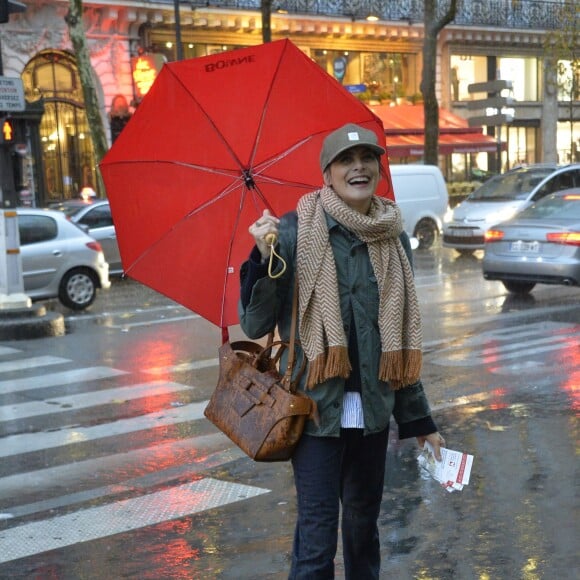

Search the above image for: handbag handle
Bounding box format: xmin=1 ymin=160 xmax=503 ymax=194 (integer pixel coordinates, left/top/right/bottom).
xmin=241 ymin=276 xmax=301 ymax=390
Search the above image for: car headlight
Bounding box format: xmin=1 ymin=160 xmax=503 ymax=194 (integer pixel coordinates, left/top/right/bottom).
xmin=485 ymin=207 xmax=519 ymax=224
xmin=443 ymin=207 xmax=456 ymax=223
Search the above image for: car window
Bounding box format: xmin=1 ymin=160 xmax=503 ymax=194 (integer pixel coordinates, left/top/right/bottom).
xmin=518 ymin=193 xmax=580 ymax=220
xmin=79 ymin=205 xmax=113 ymax=229
xmin=60 ymin=204 xmax=89 ymax=218
xmin=533 ymin=169 xmax=580 ymax=201
xmin=18 ymin=215 xmax=58 ymax=245
xmin=468 ymin=167 xmax=556 ymax=202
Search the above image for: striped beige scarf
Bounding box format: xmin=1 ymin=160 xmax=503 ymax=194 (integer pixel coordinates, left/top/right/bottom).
xmin=296 ymin=186 xmax=422 ymax=390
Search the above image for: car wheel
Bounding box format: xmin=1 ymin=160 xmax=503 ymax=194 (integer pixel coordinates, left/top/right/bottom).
xmin=414 ymin=219 xmax=438 ymax=250
xmin=501 ymin=280 xmax=536 ymax=294
xmin=58 ymin=268 xmax=98 ymax=310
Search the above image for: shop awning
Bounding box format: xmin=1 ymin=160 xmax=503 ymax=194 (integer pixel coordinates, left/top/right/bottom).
xmin=384 ymin=132 xmax=502 ymax=157
xmin=368 ymin=104 xmax=505 ymax=157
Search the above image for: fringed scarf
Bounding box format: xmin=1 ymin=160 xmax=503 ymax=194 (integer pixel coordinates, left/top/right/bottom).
xmin=296 ymin=186 xmax=422 ymax=390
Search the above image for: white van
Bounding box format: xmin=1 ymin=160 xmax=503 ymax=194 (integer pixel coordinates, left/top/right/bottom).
xmin=390 ymin=164 xmax=449 ymax=249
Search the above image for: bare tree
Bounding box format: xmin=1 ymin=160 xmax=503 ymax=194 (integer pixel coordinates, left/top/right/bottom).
xmin=65 ymin=0 xmax=108 ymax=193
xmin=421 ymin=0 xmax=457 ymax=165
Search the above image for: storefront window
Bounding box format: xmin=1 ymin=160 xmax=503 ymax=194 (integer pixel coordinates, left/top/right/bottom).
xmin=22 ymin=51 xmax=96 ymax=203
xmin=450 ymin=54 xmax=539 ymax=101
xmin=498 ymin=57 xmax=538 ymax=101
xmin=557 ymin=120 xmax=580 ymax=164
xmin=312 ymin=50 xmax=416 ymax=103
xmin=557 ymin=60 xmax=580 ymax=102
xmin=150 ymin=41 xmax=245 ymax=61
xmin=507 ymin=125 xmax=538 ymax=167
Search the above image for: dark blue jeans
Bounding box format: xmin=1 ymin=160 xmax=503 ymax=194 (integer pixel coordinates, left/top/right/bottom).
xmin=289 ymin=427 xmax=389 ymax=580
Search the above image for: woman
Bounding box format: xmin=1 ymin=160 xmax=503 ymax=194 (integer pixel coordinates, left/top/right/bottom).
xmin=239 ymin=123 xmax=445 ymax=579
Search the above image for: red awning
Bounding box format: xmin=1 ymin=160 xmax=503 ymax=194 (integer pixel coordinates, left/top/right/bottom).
xmin=368 ymin=103 xmax=504 ymax=157
xmin=385 ymin=133 xmax=503 ymax=158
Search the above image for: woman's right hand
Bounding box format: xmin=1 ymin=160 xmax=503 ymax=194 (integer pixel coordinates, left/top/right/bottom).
xmin=249 ymin=209 xmax=280 ymax=261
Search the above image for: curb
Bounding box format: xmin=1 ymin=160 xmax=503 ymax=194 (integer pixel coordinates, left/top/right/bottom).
xmin=0 ymin=305 xmax=65 ymax=340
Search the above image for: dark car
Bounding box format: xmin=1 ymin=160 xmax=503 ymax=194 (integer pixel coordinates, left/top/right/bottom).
xmin=482 ymin=189 xmax=580 ymax=294
xmin=49 ymin=200 xmax=123 ymax=275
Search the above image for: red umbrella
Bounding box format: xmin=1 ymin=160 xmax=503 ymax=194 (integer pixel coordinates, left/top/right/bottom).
xmin=100 ymin=39 xmax=392 ymax=330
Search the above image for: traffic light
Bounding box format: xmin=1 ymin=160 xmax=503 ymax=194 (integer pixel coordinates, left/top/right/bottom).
xmin=1 ymin=119 xmax=14 ymax=143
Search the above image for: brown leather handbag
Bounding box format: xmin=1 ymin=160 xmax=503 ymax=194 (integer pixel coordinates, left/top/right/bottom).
xmin=204 ymin=283 xmax=316 ymax=462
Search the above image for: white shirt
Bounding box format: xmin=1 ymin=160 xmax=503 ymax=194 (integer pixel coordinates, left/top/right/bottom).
xmin=341 ymin=391 xmax=365 ymax=429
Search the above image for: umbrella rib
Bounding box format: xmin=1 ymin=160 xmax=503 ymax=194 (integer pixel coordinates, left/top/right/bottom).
xmin=251 ymin=136 xmax=321 ymax=190
xmin=167 ymin=67 xmax=247 ymax=171
xmin=219 ymin=185 xmax=248 ymax=326
xmin=124 ymin=178 xmax=244 ymax=277
xmin=103 ymin=158 xmax=242 ymax=181
xmin=248 ymin=41 xmax=291 ymax=171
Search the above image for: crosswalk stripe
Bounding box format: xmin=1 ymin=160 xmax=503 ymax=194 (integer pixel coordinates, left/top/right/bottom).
xmin=0 ymin=478 xmax=270 ymax=565
xmin=0 ymin=366 xmax=128 ymax=395
xmin=0 ymin=347 xmax=250 ymax=566
xmin=0 ymin=432 xmax=239 ymax=502
xmin=0 ymin=355 xmax=70 ymax=374
xmin=445 ymin=304 xmax=575 ymax=327
xmin=108 ymin=313 xmax=200 ymax=329
xmin=0 ymin=381 xmax=194 ymax=421
xmin=0 ymin=347 xmax=19 ymax=356
xmin=433 ymin=341 xmax=574 ymax=367
xmin=0 ymin=400 xmax=209 ymax=458
xmin=144 ymin=357 xmax=219 ymax=374
xmin=431 ymin=322 xmax=579 ymax=367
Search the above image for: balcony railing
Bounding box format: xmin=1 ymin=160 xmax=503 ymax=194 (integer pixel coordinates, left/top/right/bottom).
xmin=181 ymin=0 xmax=575 ymax=31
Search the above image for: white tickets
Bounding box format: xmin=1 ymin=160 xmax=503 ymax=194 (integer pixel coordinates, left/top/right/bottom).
xmin=417 ymin=442 xmax=474 ymax=493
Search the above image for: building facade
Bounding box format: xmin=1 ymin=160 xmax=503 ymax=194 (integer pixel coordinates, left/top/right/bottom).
xmin=0 ymin=0 xmax=577 ymax=206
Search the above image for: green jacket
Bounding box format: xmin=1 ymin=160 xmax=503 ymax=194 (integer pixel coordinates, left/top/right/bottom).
xmin=238 ymin=210 xmax=435 ymax=438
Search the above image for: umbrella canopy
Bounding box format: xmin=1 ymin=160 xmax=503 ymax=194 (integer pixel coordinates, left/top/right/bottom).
xmin=101 ymin=39 xmax=392 ymax=329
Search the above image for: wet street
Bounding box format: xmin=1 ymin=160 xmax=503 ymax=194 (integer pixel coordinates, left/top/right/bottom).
xmin=0 ymin=246 xmax=578 ymax=579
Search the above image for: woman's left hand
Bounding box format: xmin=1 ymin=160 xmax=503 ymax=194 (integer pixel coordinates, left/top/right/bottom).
xmin=417 ymin=432 xmax=446 ymax=462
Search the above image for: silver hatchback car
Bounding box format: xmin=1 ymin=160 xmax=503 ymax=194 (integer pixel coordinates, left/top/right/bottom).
xmin=443 ymin=164 xmax=580 ymax=254
xmin=48 ymin=199 xmax=123 ymax=275
xmin=18 ymin=208 xmax=111 ymax=310
xmin=482 ymin=189 xmax=580 ymax=294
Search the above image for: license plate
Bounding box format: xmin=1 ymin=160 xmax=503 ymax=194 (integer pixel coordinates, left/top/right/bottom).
xmin=510 ymin=240 xmax=540 ymax=253
xmin=451 ymin=229 xmax=475 ymax=237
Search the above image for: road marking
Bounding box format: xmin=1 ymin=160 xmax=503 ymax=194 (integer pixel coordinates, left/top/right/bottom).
xmin=0 ymin=352 xmax=264 ymax=566
xmin=0 ymin=367 xmax=128 ymax=395
xmin=0 ymin=356 xmax=69 ymax=374
xmin=443 ymin=304 xmax=576 ymax=327
xmin=144 ymin=357 xmax=219 ymax=374
xmin=0 ymin=432 xmax=239 ymax=505
xmin=108 ymin=314 xmax=201 ymax=329
xmin=0 ymin=399 xmax=209 ymax=458
xmin=1 ymin=381 xmax=195 ymax=421
xmin=0 ymin=346 xmax=19 ymax=356
xmin=415 ymin=274 xmax=448 ymax=288
xmin=0 ymin=478 xmax=270 ymax=565
xmin=64 ymin=304 xmax=194 ymax=322
xmin=431 ymin=322 xmax=579 ymax=367
xmin=431 ymin=390 xmax=498 ymax=412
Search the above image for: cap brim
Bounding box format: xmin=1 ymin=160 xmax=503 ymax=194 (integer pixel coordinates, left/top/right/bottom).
xmin=323 ymin=142 xmax=386 ymax=172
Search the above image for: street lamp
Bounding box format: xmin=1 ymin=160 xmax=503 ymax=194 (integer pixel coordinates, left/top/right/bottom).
xmin=173 ymin=0 xmax=183 ymax=61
